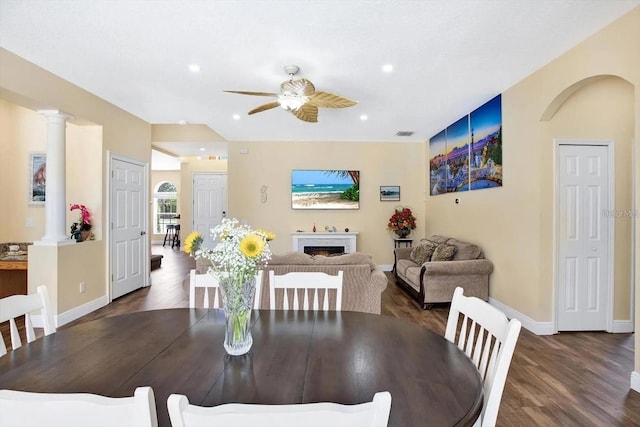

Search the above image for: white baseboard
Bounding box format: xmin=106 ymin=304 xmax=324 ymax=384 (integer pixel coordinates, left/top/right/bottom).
xmin=380 ymin=264 xmax=393 ymax=272
xmin=611 ymin=320 xmax=634 ymax=333
xmin=32 ymin=295 xmax=109 ymax=328
xmin=632 ymin=371 xmax=640 ymax=393
xmin=489 ymin=297 xmax=555 ymax=335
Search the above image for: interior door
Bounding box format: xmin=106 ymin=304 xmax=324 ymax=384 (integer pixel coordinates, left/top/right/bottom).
xmin=111 ymin=157 xmax=147 ymax=299
xmin=192 ymin=173 xmax=227 ymax=249
xmin=557 ymin=143 xmax=610 ymax=331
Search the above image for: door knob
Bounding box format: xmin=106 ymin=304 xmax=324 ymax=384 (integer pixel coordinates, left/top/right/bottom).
xmin=592 ymin=247 xmax=597 ymax=252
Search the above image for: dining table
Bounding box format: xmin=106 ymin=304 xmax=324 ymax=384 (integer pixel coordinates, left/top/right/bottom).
xmin=0 ymin=309 xmax=483 ymax=427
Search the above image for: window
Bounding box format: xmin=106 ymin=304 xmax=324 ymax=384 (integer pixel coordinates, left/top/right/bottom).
xmin=154 ymin=182 xmax=177 ymax=234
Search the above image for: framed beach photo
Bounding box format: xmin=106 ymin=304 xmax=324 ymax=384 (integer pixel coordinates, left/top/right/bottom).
xmin=29 ymin=152 xmax=46 ymax=206
xmin=380 ymin=185 xmax=400 ymax=201
xmin=291 ymin=169 xmax=360 ymax=210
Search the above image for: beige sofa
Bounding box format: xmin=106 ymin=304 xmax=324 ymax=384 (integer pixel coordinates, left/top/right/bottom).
xmin=394 ymin=235 xmax=493 ymax=309
xmin=260 ymin=251 xmax=388 ymax=314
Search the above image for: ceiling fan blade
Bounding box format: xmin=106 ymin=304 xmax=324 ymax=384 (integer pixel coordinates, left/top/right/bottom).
xmin=224 ymin=90 xmax=278 ymax=97
xmin=292 ymin=103 xmax=318 ymax=123
xmin=248 ymin=101 xmax=281 ymax=115
xmin=281 ymin=79 xmax=315 ymax=96
xmin=308 ymin=91 xmax=357 ymax=108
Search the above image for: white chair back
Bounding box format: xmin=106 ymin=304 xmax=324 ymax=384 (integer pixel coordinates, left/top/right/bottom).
xmin=189 ymin=270 xmax=263 ymax=309
xmin=0 ymin=285 xmax=56 ymax=356
xmin=0 ymin=386 xmax=158 ymax=427
xmin=445 ymin=287 xmax=521 ymax=427
xmin=167 ymin=391 xmax=391 ymax=427
xmin=268 ymin=271 xmax=344 ymax=311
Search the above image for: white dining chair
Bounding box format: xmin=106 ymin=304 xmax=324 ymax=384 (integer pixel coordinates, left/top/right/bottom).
xmin=268 ymin=270 xmax=344 ymax=311
xmin=0 ymin=285 xmax=56 ymax=356
xmin=167 ymin=391 xmax=391 ymax=427
xmin=0 ymin=386 xmax=158 ymax=427
xmin=445 ymin=287 xmax=521 ymax=427
xmin=189 ymin=270 xmax=263 ymax=309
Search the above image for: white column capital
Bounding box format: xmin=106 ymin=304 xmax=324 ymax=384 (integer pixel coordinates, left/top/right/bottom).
xmin=37 ymin=109 xmax=75 ymax=121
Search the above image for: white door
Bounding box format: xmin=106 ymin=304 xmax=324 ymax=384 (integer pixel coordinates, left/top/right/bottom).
xmin=557 ymin=143 xmax=610 ymax=331
xmin=192 ymin=173 xmax=227 ymax=248
xmin=111 ymin=157 xmax=147 ymax=299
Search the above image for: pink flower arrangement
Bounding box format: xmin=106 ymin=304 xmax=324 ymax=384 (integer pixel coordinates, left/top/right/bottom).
xmin=70 ymin=204 xmax=92 ymax=232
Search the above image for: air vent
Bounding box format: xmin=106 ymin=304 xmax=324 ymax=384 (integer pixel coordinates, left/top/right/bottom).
xmin=395 ymin=131 xmax=414 ymax=136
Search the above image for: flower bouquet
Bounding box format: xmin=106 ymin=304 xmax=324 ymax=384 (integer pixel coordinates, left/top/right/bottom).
xmin=388 ymin=207 xmax=416 ymax=238
xmin=184 ymin=218 xmax=275 ymax=355
xmin=70 ymin=204 xmax=94 ymax=242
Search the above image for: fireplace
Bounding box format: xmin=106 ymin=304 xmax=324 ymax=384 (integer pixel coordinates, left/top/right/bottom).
xmin=304 ymin=246 xmax=345 ymax=256
xmin=291 ymin=232 xmax=358 ymax=254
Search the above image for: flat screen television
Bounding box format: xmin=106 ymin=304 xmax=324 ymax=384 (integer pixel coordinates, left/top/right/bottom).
xmin=291 ymin=170 xmax=360 ymax=210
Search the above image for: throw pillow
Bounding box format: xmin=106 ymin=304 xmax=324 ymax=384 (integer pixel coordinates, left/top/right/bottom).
xmin=431 ymin=243 xmax=457 ymax=261
xmin=410 ymin=241 xmax=437 ymax=265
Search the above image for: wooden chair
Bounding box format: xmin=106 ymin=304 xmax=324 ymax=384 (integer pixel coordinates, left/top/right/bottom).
xmin=0 ymin=386 xmax=158 ymax=427
xmin=0 ymin=285 xmax=56 ymax=356
xmin=189 ymin=270 xmax=263 ymax=309
xmin=445 ymin=287 xmax=521 ymax=427
xmin=167 ymin=391 xmax=391 ymax=427
xmin=268 ymin=271 xmax=344 ymax=311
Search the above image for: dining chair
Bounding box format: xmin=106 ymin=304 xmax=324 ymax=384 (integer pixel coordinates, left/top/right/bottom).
xmin=445 ymin=287 xmax=522 ymax=427
xmin=268 ymin=270 xmax=344 ymax=311
xmin=0 ymin=285 xmax=56 ymax=356
xmin=0 ymin=386 xmax=158 ymax=427
xmin=189 ymin=269 xmax=263 ymax=309
xmin=167 ymin=391 xmax=391 ymax=427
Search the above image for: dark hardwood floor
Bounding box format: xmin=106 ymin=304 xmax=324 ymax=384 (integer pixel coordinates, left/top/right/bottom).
xmin=6 ymin=244 xmax=640 ymax=426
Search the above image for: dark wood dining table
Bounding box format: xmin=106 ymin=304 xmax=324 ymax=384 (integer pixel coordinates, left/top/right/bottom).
xmin=0 ymin=309 xmax=483 ymax=427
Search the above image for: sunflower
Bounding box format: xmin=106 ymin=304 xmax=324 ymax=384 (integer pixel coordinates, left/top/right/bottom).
xmin=239 ymin=233 xmax=266 ymax=258
xmin=256 ymin=228 xmax=276 ymax=241
xmin=184 ymin=231 xmax=203 ymax=255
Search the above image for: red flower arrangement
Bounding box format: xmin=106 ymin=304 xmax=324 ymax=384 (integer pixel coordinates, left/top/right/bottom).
xmin=388 ymin=207 xmax=416 ymax=237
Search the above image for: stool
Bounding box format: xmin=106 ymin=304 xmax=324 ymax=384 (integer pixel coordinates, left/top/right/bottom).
xmin=163 ymin=224 xmax=176 ymax=247
xmin=172 ymin=225 xmax=181 ymax=249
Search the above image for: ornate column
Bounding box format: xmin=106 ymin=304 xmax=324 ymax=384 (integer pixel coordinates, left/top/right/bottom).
xmin=35 ymin=110 xmax=75 ymax=246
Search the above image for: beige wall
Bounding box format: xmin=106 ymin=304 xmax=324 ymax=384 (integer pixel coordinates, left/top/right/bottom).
xmin=227 ymin=141 xmax=425 ymax=265
xmin=0 ymin=48 xmax=152 ymax=318
xmin=427 ymin=7 xmax=638 ymax=323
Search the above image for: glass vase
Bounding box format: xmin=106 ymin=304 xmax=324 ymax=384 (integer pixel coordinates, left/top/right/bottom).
xmin=219 ymin=276 xmax=257 ymax=356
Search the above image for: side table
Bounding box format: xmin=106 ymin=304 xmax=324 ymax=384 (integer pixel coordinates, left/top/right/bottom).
xmin=394 ymin=238 xmax=413 ymax=248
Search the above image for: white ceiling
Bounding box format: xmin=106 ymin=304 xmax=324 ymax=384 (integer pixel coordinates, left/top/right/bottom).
xmin=1 ymin=0 xmax=638 ymax=156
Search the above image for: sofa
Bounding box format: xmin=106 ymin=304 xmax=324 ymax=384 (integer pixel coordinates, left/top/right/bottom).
xmin=394 ymin=235 xmax=493 ymax=309
xmin=260 ymin=251 xmax=387 ymax=314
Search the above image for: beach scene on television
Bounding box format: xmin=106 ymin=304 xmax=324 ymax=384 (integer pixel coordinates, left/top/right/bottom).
xmin=291 ymin=170 xmax=360 ymax=210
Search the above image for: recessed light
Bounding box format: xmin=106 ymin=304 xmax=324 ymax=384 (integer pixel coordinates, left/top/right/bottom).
xmin=199 ymin=148 xmax=206 ymax=152
xmin=232 ymin=114 xmax=240 ymax=120
xmin=382 ymin=64 xmax=393 ymax=73
xmin=360 ymin=114 xmax=368 ymax=121
xmin=188 ymin=64 xmax=200 ymax=73
xmin=178 ymin=120 xmax=188 ymax=125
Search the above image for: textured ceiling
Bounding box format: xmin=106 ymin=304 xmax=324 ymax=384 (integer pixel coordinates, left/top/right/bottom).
xmin=1 ymin=0 xmax=638 ymax=156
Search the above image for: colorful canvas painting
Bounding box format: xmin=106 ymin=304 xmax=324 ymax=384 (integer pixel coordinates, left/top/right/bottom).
xmin=291 ymin=170 xmax=360 ymax=210
xmin=29 ymin=153 xmax=46 ymax=205
xmin=467 ymin=94 xmax=502 ymax=190
xmin=445 ymin=115 xmax=470 ymax=192
xmin=429 ymin=130 xmax=447 ymax=195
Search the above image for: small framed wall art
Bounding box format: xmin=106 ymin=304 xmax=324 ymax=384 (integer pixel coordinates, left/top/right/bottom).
xmin=380 ymin=185 xmax=400 ymax=201
xmin=29 ymin=152 xmax=46 ymax=206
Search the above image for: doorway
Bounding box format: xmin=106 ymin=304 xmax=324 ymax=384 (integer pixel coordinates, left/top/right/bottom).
xmin=555 ymin=141 xmax=613 ymax=331
xmin=192 ymin=173 xmax=227 ymax=248
xmin=109 ymin=154 xmax=148 ymax=300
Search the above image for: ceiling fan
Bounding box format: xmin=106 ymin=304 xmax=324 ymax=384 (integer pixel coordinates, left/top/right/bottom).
xmin=224 ymin=65 xmax=357 ymax=123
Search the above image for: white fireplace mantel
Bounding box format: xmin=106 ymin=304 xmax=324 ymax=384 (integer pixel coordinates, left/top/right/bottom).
xmin=292 ymin=232 xmax=358 ymax=254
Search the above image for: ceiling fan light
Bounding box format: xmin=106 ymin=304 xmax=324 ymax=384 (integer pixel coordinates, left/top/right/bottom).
xmin=278 ymin=94 xmax=305 ymax=112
